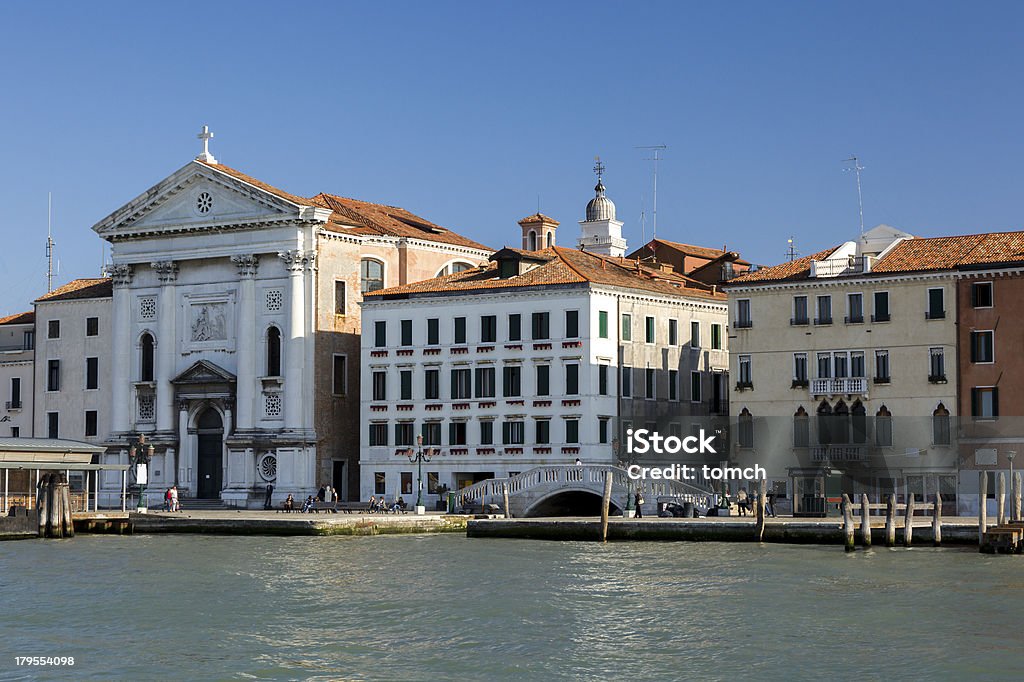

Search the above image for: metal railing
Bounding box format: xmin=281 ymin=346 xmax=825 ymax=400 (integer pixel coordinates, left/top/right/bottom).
xmin=810 ymin=377 xmax=868 ymax=395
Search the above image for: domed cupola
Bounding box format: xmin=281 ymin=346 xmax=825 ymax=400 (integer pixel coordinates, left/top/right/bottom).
xmin=586 ymin=179 xmax=616 ymax=222
xmin=578 ymin=157 xmax=627 ymax=257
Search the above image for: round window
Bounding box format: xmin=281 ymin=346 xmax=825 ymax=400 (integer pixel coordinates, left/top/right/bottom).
xmin=196 ymin=191 xmax=213 ymax=214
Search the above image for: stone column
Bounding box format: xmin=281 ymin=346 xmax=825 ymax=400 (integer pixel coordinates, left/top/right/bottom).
xmin=151 ymin=261 xmax=178 ymax=432
xmin=231 ymin=254 xmax=259 ymax=431
xmin=177 ymin=401 xmax=189 ymax=487
xmin=279 ymin=250 xmax=306 ymax=430
xmin=109 ymin=264 xmax=134 ymax=434
xmin=303 ymin=251 xmax=317 ymax=431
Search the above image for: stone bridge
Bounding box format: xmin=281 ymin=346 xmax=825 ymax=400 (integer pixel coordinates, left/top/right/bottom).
xmin=454 ymin=464 xmax=715 ymax=518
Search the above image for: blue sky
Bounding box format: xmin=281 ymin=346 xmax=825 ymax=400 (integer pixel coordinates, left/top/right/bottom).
xmin=2 ymin=1 xmax=1023 ymax=314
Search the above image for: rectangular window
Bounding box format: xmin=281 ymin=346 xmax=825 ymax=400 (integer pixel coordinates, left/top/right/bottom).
xmin=817 ymin=352 xmax=832 ymax=379
xmin=929 ymin=347 xmax=946 ymax=381
xmin=972 ymin=387 xmax=999 ymax=419
xmin=22 ymin=330 xmax=34 ymax=350
xmin=401 ymin=320 xmax=413 ymax=347
xmin=645 ymin=316 xmax=655 ymax=343
xmin=508 ymin=314 xmax=522 ymax=341
xmin=598 ymin=311 xmax=609 ymax=339
xmin=480 ymin=420 xmax=494 ymax=445
xmin=535 ymin=419 xmax=550 ymax=445
xmin=372 ymin=371 xmax=387 ymax=401
xmin=565 ymin=419 xmax=579 ymax=444
xmin=374 ymin=472 xmax=386 ymax=495
xmin=668 ymin=319 xmax=678 ymax=345
xmin=502 ymin=365 xmax=522 ymax=397
xmin=368 ymin=423 xmax=388 ymax=446
xmin=85 ymin=410 xmax=98 ymax=437
xmin=621 ymin=366 xmax=632 ymax=398
xmin=536 ymin=365 xmax=550 ymax=396
xmin=736 ymin=300 xmax=752 ymax=328
xmin=47 ymin=359 xmax=60 ymax=392
xmin=792 ymin=296 xmax=809 ymax=325
xmin=690 ymin=320 xmax=700 ymax=347
xmin=400 ymin=370 xmax=413 ymax=400
xmin=875 ymin=350 xmax=890 ymax=383
xmin=86 ymin=357 xmax=98 ymax=390
xmin=401 ymin=472 xmax=413 ymax=495
xmin=86 ymin=317 xmax=99 ymax=336
xmin=815 ymin=295 xmax=832 ymax=325
xmin=644 ymin=368 xmax=655 ymax=399
xmin=793 ymin=353 xmax=808 ymax=384
xmin=873 ymin=291 xmax=890 ymax=322
xmin=332 ymin=355 xmax=347 ymax=395
xmin=481 ymin=315 xmax=497 ymax=343
xmin=794 ymin=414 xmax=809 ymax=448
xmin=427 ymin=318 xmax=439 ymax=345
xmin=451 ymin=369 xmax=472 ymax=399
xmin=850 ymin=351 xmax=865 ymax=378
xmin=738 ymin=355 xmax=752 ymax=387
xmin=933 ymin=410 xmax=951 ymax=446
xmin=565 ymin=310 xmax=579 ymax=339
xmin=421 ymin=422 xmax=441 ymax=446
xmin=395 ymin=423 xmax=414 ymax=447
xmin=565 ymin=364 xmax=580 ymax=395
xmin=47 ymin=412 xmax=58 ymax=439
xmin=927 ymin=288 xmax=945 ymax=319
xmin=11 ymin=427 xmax=20 ymax=438
xmin=373 ymin=320 xmax=386 ymax=348
xmin=621 ymin=313 xmax=632 ymax=341
xmin=334 ymin=281 xmax=346 ymax=315
xmin=454 ymin=317 xmax=467 ymax=344
xmin=424 ymin=369 xmax=440 ymax=400
xmin=972 ymin=282 xmax=993 ymax=308
xmin=449 ymin=422 xmax=467 ymax=446
xmin=668 ymin=369 xmax=678 ymax=401
xmin=531 ymin=312 xmax=550 ymax=340
xmin=711 ymin=324 xmax=722 ymax=350
xmin=876 ymin=413 xmax=893 ymax=446
xmin=48 ymin=320 xmax=60 ymax=339
xmin=502 ymin=420 xmax=525 ymax=445
xmin=10 ymin=377 xmax=21 ymax=408
xmin=427 ymin=472 xmax=439 ymax=494
xmin=971 ymin=331 xmax=994 ymax=363
xmin=598 ymin=364 xmax=608 ymax=395
xmin=475 ymin=367 xmax=496 ymax=398
xmin=598 ymin=417 xmax=609 ymax=444
xmin=846 ymin=293 xmax=864 ymax=323
xmin=691 ymin=371 xmax=702 ymax=402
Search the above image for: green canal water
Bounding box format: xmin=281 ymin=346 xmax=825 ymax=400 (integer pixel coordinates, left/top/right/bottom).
xmin=1 ymin=534 xmax=1021 ymax=681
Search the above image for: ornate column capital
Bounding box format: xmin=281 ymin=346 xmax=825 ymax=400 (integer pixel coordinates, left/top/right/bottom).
xmin=231 ymin=254 xmax=260 ymax=279
xmin=106 ymin=263 xmax=135 ymax=287
xmin=151 ymin=260 xmax=179 ymax=284
xmin=278 ymin=249 xmax=306 ymax=273
xmin=304 ymin=250 xmax=317 ymax=272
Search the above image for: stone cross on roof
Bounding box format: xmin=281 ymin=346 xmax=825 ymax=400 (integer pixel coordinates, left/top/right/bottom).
xmin=196 ymin=125 xmax=217 ymax=164
xmin=593 ymin=156 xmax=605 ymax=181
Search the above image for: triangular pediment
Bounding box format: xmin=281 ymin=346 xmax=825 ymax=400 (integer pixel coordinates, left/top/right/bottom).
xmin=171 ymin=359 xmax=236 ymax=385
xmin=92 ymin=161 xmax=330 ymax=239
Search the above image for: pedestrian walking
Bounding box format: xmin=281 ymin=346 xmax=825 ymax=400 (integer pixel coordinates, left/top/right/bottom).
xmin=634 ymin=490 xmax=644 ymax=518
xmin=263 ymin=483 xmax=274 ymax=510
xmin=170 ymin=485 xmax=180 ymax=512
xmin=766 ymin=491 xmax=777 ymax=518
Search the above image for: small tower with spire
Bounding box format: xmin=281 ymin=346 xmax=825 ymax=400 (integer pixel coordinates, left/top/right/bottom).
xmin=519 ymin=213 xmax=559 ymax=251
xmin=578 ymin=157 xmax=626 ymax=257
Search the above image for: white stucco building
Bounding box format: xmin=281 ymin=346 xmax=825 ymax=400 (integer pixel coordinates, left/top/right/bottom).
xmin=0 ymin=312 xmax=35 ymax=438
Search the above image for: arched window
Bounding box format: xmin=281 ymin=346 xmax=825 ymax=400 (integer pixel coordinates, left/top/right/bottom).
xmin=140 ymin=333 xmax=155 ymax=382
xmin=933 ymin=403 xmax=951 ymax=445
xmin=266 ymin=326 xmax=281 ymax=377
xmin=875 ymin=405 xmax=892 ymax=447
xmin=816 ymin=401 xmax=833 ymax=445
xmin=793 ymin=406 xmax=809 ymax=448
xmin=436 ymin=261 xmax=474 ymax=277
xmin=851 ymin=401 xmax=867 ymax=444
xmin=832 ymin=400 xmax=850 ymax=445
xmin=360 ymin=259 xmax=384 ymax=294
xmin=738 ymin=408 xmax=754 ymax=448
xmin=528 ymin=230 xmax=537 ymax=251
xmin=546 ymin=231 xmax=554 ymax=248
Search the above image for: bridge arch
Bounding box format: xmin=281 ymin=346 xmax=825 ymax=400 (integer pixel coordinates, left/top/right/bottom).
xmin=522 ymin=487 xmax=624 ymax=518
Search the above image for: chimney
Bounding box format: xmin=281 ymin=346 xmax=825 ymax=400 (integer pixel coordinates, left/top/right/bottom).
xmin=518 ymin=214 xmax=560 ymax=252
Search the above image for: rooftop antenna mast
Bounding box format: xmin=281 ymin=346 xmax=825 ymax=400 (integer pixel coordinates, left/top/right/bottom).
xmin=636 ymin=145 xmax=667 ymax=239
xmin=843 ymin=155 xmax=866 ymax=236
xmin=46 ymin=192 xmax=55 ymax=292
xmin=786 ymin=236 xmax=800 ymax=262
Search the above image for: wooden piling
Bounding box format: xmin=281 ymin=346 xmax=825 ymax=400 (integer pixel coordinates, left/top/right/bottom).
xmin=932 ymin=492 xmax=942 ymax=547
xmin=37 ymin=474 xmax=49 ymax=537
xmin=600 ymin=472 xmax=613 ymax=542
xmin=502 ymin=483 xmax=511 ymax=519
xmin=842 ymin=494 xmax=855 ymax=552
xmin=903 ymin=495 xmax=915 ymax=547
xmin=885 ymin=494 xmax=896 ymax=547
xmin=998 ymin=472 xmax=1007 ymax=526
xmin=860 ymin=494 xmax=871 ymax=548
xmin=979 ymin=471 xmax=988 ymax=546
xmin=755 ymin=478 xmax=766 ymax=542
xmin=60 ymin=475 xmax=74 ymax=538
xmin=1014 ymin=472 xmax=1022 ymax=523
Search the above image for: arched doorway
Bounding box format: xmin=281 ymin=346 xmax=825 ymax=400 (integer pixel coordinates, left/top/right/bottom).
xmin=196 ymin=408 xmax=223 ymax=499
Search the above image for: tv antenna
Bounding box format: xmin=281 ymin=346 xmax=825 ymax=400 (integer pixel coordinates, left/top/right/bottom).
xmin=636 ymin=145 xmax=667 ymax=239
xmin=843 ymin=155 xmax=866 ymax=236
xmin=46 ymin=192 xmax=56 ymax=292
xmin=786 ymin=236 xmax=800 ymax=262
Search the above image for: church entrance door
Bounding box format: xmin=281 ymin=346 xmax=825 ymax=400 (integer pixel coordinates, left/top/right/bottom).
xmin=196 ymin=408 xmax=223 ymax=499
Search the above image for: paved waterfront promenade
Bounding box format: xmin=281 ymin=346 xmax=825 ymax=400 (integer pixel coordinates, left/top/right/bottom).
xmin=130 ymin=509 xmax=471 ymax=536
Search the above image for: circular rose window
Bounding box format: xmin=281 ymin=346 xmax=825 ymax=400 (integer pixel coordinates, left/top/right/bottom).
xmin=196 ymin=191 xmax=213 ymax=214
xmin=257 ymin=453 xmax=277 ymax=482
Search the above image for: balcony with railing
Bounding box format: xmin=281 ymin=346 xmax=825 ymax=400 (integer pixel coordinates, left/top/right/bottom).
xmin=809 ymin=255 xmax=876 ymax=278
xmin=810 ymin=377 xmax=868 ymax=396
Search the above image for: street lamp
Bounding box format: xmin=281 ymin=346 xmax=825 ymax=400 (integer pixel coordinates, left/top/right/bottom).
xmin=127 ymin=434 xmax=154 ymax=513
xmin=408 ymin=434 xmax=432 ymax=515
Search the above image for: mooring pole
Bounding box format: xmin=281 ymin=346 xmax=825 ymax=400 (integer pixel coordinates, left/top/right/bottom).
xmin=979 ymin=471 xmax=988 ymax=545
xmin=860 ymin=494 xmax=871 ymax=548
xmin=903 ymin=495 xmax=915 ymax=547
xmin=842 ymin=494 xmax=855 ymax=552
xmin=503 ymin=483 xmax=511 ymax=519
xmin=998 ymin=472 xmax=1007 ymax=526
xmin=885 ymin=494 xmax=896 ymax=547
xmin=600 ymin=471 xmax=613 ymax=542
xmin=932 ymin=492 xmax=942 ymax=547
xmin=1015 ymin=472 xmax=1022 ymax=523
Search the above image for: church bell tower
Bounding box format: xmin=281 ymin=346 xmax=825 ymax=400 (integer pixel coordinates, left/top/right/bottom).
xmin=578 ymin=158 xmax=626 ymax=257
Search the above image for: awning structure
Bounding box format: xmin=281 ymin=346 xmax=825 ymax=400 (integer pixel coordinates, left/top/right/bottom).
xmin=0 ymin=438 xmax=130 ymax=512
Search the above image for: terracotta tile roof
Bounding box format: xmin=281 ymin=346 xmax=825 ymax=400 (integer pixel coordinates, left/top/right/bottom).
xmin=197 ymin=160 xmax=490 ymax=251
xmin=727 ymin=247 xmax=838 ymax=283
xmin=518 ymin=213 xmax=560 ymax=225
xmin=0 ymin=311 xmax=33 ymax=325
xmin=364 ymin=246 xmax=724 ymax=300
xmin=629 ymin=238 xmax=751 ymax=266
xmin=35 ymin=278 xmax=113 ymax=302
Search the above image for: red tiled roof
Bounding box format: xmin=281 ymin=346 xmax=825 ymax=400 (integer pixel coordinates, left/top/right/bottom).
xmin=35 ymin=278 xmax=113 ymax=302
xmin=628 ymin=238 xmax=751 ymax=266
xmin=728 ymin=247 xmax=838 ymax=283
xmin=0 ymin=311 xmax=33 ymax=325
xmin=197 ymin=161 xmax=490 ymax=252
xmin=364 ymin=246 xmax=724 ymax=300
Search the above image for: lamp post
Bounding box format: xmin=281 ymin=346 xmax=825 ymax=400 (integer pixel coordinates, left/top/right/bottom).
xmin=408 ymin=434 xmax=432 ymax=515
xmin=127 ymin=434 xmax=154 ymax=513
